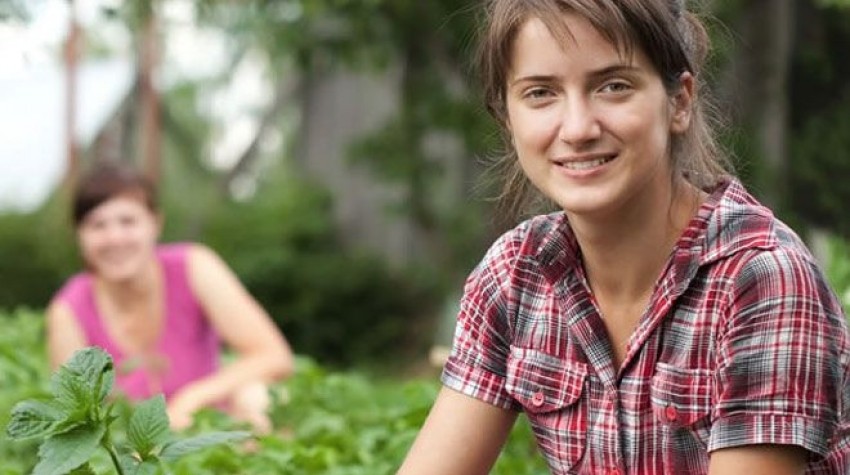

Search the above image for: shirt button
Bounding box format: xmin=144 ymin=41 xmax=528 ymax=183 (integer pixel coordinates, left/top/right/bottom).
xmin=531 ymin=391 xmax=545 ymax=407
xmin=665 ymin=404 xmax=679 ymax=422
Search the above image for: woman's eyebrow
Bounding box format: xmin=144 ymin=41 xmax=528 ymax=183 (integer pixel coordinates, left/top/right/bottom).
xmin=509 ymin=64 xmax=642 ymax=87
xmin=587 ymin=64 xmax=641 ymax=79
xmin=509 ymin=74 xmax=558 ymax=87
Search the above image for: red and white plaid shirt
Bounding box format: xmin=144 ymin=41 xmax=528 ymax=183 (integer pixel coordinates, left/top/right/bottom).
xmin=443 ymin=178 xmax=850 ymax=474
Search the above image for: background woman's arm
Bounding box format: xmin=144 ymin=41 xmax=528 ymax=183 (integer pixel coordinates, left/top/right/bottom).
xmin=167 ymin=244 xmax=294 ymax=423
xmin=45 ymin=302 xmax=88 ymax=370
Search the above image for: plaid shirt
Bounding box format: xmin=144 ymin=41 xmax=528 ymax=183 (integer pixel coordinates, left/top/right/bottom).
xmin=442 ymin=179 xmax=850 ymax=474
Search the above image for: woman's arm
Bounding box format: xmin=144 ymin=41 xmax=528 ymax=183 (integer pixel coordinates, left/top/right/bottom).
xmin=45 ymin=301 xmax=88 ymax=370
xmin=709 ymin=445 xmax=807 ymax=475
xmin=168 ymin=244 xmax=294 ymax=420
xmin=398 ymin=387 xmax=518 ymax=475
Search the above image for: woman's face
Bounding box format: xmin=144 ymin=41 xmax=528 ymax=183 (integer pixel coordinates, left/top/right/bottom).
xmin=505 ymin=13 xmax=692 ymax=219
xmin=77 ymin=194 xmax=161 ymax=283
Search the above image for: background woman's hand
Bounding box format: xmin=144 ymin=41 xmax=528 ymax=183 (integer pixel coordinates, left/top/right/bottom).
xmin=166 ymin=383 xmax=209 ymax=430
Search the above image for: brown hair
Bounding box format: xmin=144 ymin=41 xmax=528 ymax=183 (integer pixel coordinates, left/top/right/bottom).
xmin=478 ymin=0 xmax=731 ymax=221
xmin=72 ymin=161 xmax=158 ymax=227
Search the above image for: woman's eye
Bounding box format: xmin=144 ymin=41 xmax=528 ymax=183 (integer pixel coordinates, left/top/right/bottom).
xmin=85 ymin=221 xmax=105 ymax=231
xmin=523 ymin=87 xmax=554 ymax=102
xmin=600 ymin=81 xmax=631 ymax=93
xmin=528 ymin=88 xmax=548 ymax=97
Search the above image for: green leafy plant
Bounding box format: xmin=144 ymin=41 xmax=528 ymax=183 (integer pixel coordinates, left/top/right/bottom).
xmin=5 ymin=347 xmax=249 ymax=475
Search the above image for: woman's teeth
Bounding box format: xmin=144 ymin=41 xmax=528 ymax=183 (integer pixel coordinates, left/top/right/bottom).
xmin=561 ymin=156 xmax=613 ymax=170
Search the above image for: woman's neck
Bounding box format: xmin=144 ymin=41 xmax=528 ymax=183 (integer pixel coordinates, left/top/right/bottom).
xmin=570 ymin=178 xmax=705 ymax=304
xmin=95 ymin=258 xmax=161 ymax=310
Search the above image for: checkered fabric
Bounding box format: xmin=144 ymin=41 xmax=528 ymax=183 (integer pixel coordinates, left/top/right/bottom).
xmin=442 ymin=178 xmax=850 ymax=474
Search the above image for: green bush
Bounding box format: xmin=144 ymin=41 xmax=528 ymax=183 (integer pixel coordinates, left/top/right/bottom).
xmin=0 ymin=205 xmax=78 ymax=311
xmin=825 ymin=237 xmax=850 ymax=317
xmin=790 ymin=101 xmax=850 ymax=237
xmin=200 ymin=175 xmax=440 ymax=367
xmin=0 ymin=310 xmax=549 ymax=474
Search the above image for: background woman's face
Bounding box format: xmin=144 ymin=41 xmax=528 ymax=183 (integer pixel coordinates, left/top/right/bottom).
xmin=505 ymin=13 xmax=691 ymax=218
xmin=77 ymin=194 xmax=161 ymax=283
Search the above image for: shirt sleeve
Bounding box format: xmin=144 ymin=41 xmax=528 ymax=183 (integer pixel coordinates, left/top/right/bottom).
xmin=711 ymin=247 xmax=850 ymax=458
xmin=441 ymin=228 xmax=524 ymax=411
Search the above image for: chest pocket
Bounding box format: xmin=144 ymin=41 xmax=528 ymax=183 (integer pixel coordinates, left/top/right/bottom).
xmin=506 ymin=346 xmax=588 ymax=473
xmin=650 ymin=363 xmax=713 ymax=473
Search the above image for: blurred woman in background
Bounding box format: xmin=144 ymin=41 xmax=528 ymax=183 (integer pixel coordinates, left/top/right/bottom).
xmin=47 ymin=161 xmax=294 ymax=432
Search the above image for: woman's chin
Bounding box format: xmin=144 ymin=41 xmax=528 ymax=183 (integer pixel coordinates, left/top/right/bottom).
xmin=94 ymin=264 xmax=144 ymax=284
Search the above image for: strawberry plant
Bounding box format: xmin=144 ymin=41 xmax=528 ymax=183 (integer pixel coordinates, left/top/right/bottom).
xmin=5 ymin=347 xmax=249 ymax=475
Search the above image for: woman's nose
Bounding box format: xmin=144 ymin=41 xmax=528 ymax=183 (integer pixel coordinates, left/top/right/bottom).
xmin=557 ymin=98 xmax=602 ymax=146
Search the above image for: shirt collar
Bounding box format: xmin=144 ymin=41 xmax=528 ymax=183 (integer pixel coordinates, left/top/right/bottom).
xmin=531 ymin=176 xmax=778 ymax=285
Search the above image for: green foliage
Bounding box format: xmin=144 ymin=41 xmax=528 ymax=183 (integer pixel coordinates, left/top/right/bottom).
xmin=200 ymin=174 xmax=440 ymax=367
xmin=0 ymin=0 xmax=33 ymax=21
xmin=790 ymin=100 xmax=850 ymax=237
xmin=825 ymin=238 xmax=850 ymax=315
xmin=5 ymin=347 xmax=249 ymax=475
xmin=816 ymin=0 xmax=850 ymax=7
xmin=192 ymin=0 xmax=499 ymax=280
xmin=0 ymin=312 xmax=548 ymax=474
xmin=0 ymin=309 xmax=49 ymax=473
xmin=0 ymin=206 xmax=78 ymax=311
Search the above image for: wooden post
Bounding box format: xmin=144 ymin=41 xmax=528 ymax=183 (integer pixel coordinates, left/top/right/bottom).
xmin=139 ymin=6 xmax=161 ymax=185
xmin=64 ymin=0 xmax=80 ymax=191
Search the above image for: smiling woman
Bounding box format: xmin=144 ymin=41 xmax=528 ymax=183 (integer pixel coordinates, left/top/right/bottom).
xmin=398 ymin=1 xmax=850 ymax=474
xmin=45 ymin=160 xmax=295 ymax=433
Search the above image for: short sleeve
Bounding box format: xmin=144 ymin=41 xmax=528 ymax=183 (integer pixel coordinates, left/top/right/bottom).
xmin=711 ymin=248 xmax=850 ymax=458
xmin=441 ymin=228 xmax=525 ymax=411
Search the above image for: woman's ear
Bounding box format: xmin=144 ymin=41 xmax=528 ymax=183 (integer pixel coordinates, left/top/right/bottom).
xmin=670 ymin=72 xmax=694 ymax=134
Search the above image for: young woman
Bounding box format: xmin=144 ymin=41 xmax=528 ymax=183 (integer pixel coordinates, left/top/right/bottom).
xmin=399 ymin=1 xmax=849 ymax=474
xmin=47 ymin=161 xmax=294 ymax=432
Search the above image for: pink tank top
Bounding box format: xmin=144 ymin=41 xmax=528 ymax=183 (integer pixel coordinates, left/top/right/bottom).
xmin=54 ymin=243 xmax=220 ymax=400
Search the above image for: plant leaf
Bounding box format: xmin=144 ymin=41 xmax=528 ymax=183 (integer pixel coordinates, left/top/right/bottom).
xmin=62 ymin=347 xmax=115 ymax=404
xmin=68 ymin=463 xmax=97 ymax=475
xmin=118 ymin=451 xmax=141 ymax=474
xmin=50 ymin=369 xmax=90 ymax=411
xmin=6 ymin=400 xmax=64 ymax=440
xmin=159 ymin=431 xmax=251 ymax=462
xmin=51 ymin=412 xmax=88 ymax=436
xmin=130 ymin=458 xmax=161 ymax=475
xmin=32 ymin=423 xmax=106 ymax=475
xmin=127 ymin=395 xmax=171 ymax=457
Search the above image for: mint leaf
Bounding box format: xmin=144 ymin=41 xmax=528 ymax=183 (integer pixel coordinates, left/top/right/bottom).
xmin=130 ymin=458 xmax=161 ymax=475
xmin=32 ymin=423 xmax=106 ymax=475
xmin=127 ymin=395 xmax=171 ymax=457
xmin=51 ymin=412 xmax=88 ymax=436
xmin=6 ymin=400 xmax=64 ymax=440
xmin=60 ymin=347 xmax=114 ymax=404
xmin=68 ymin=463 xmax=97 ymax=474
xmin=159 ymin=431 xmax=251 ymax=461
xmin=50 ymin=369 xmax=91 ymax=411
xmin=118 ymin=451 xmax=141 ymax=474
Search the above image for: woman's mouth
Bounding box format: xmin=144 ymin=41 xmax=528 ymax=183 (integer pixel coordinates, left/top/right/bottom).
xmin=556 ymin=154 xmax=617 ymax=170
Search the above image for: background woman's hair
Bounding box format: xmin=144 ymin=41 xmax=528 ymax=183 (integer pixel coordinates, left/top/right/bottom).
xmin=477 ymin=0 xmax=732 ymax=223
xmin=72 ymin=161 xmax=158 ymax=227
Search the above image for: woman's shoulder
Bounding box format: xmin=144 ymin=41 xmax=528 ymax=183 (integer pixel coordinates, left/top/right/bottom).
xmin=474 ymin=212 xmax=572 ymax=279
xmin=491 ymin=212 xmax=568 ymax=253
xmin=156 ymin=242 xmax=196 ymax=261
xmin=52 ymin=272 xmax=93 ymax=306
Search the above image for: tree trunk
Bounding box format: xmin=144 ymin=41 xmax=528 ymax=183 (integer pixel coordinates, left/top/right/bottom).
xmin=725 ymin=0 xmax=794 ymax=207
